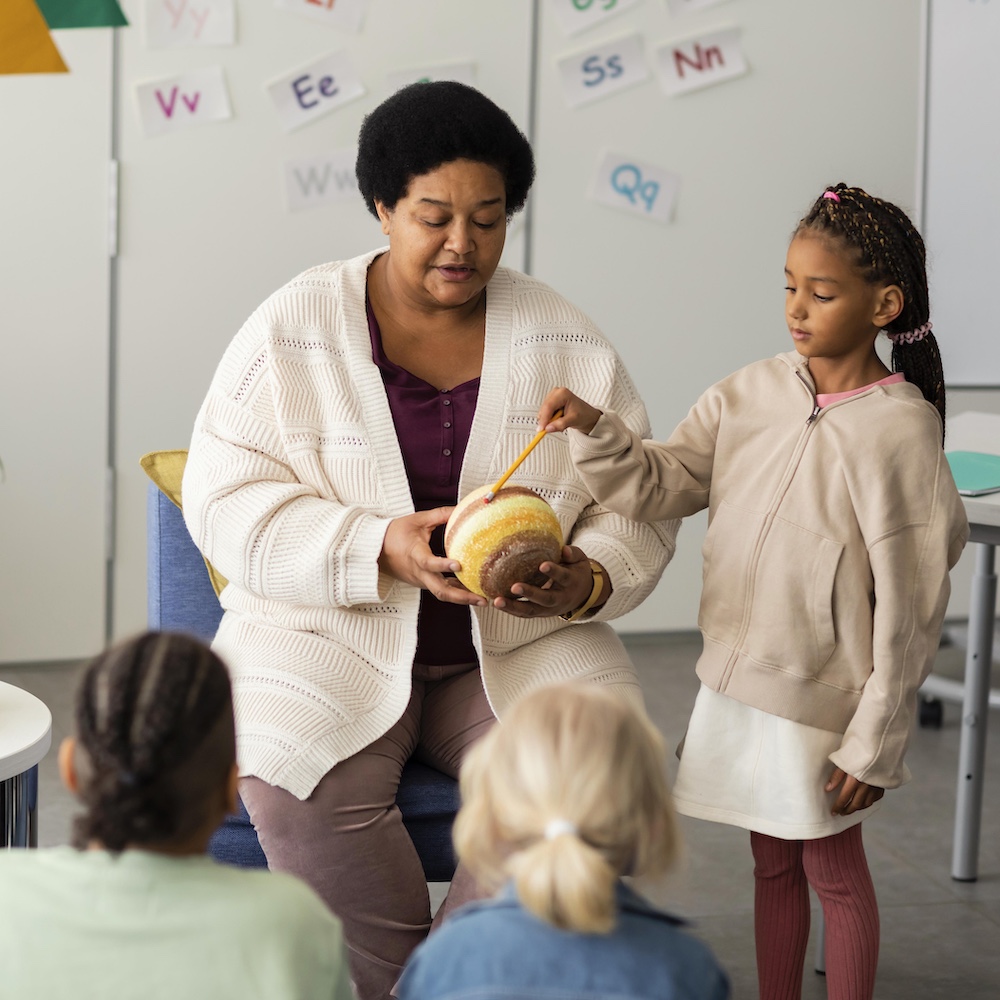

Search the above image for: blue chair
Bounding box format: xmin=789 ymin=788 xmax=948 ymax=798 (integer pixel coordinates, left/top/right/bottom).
xmin=146 ymin=480 xmax=460 ymax=882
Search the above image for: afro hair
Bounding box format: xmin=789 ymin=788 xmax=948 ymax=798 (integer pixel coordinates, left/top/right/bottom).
xmin=356 ymin=81 xmax=535 ymax=219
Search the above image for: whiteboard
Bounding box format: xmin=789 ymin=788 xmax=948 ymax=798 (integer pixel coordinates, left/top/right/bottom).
xmin=531 ymin=0 xmax=924 ymax=631
xmin=922 ymin=0 xmax=1000 ymax=386
xmin=112 ymin=0 xmax=535 ymax=639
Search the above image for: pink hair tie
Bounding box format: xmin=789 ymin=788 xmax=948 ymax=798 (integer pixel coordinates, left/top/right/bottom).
xmin=888 ymin=321 xmax=932 ymax=346
xmin=822 ymin=190 xmax=840 ymax=202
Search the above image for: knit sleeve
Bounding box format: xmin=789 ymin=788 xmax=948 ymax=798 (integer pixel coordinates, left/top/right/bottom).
xmin=182 ymin=292 xmax=394 ymax=610
xmin=479 ymin=272 xmax=682 ymax=622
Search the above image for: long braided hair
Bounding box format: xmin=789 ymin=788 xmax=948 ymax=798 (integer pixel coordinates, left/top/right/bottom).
xmin=71 ymin=631 xmax=235 ymax=852
xmin=796 ymin=183 xmax=946 ymax=439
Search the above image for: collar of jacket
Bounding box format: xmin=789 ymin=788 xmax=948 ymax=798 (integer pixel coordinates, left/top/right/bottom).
xmin=776 ymin=349 xmax=816 ymax=388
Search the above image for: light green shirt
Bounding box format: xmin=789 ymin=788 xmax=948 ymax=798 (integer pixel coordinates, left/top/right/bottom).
xmin=0 ymin=847 xmax=352 ymax=999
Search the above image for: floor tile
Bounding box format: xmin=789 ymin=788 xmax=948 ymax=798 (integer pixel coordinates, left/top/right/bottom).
xmin=4 ymin=632 xmax=1000 ymax=998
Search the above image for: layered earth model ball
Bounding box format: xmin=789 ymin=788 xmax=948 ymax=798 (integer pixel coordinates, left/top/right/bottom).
xmin=444 ymin=485 xmax=565 ymax=599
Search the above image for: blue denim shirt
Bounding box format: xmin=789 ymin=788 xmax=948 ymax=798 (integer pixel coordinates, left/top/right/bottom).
xmin=397 ymin=881 xmax=730 ymax=1000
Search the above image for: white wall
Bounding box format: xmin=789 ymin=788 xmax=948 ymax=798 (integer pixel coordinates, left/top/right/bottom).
xmin=1 ymin=0 xmax=997 ymax=660
xmin=111 ymin=0 xmax=535 ymax=646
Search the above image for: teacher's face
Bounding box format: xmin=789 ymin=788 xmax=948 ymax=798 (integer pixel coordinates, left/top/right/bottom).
xmin=375 ymin=158 xmax=507 ymax=310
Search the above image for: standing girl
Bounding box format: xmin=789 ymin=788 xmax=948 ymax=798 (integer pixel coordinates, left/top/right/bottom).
xmin=396 ymin=682 xmax=729 ymax=1000
xmin=537 ymin=184 xmax=969 ymax=1000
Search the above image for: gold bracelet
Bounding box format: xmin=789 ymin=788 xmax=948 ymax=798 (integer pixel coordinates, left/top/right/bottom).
xmin=560 ymin=560 xmax=605 ymax=622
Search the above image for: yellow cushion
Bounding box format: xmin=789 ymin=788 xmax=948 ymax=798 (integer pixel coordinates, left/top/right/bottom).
xmin=139 ymin=449 xmax=229 ymax=598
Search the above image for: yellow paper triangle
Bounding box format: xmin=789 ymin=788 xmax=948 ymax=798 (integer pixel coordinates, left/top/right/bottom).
xmin=0 ymin=0 xmax=69 ymax=74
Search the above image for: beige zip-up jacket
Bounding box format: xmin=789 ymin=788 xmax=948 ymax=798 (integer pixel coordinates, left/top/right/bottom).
xmin=568 ymin=351 xmax=969 ymax=788
xmin=182 ymin=252 xmax=678 ymax=799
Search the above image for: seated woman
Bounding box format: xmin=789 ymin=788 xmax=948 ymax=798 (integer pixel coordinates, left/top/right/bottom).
xmin=397 ymin=682 xmax=730 ymax=1000
xmin=0 ymin=630 xmax=351 ymax=999
xmin=181 ymin=80 xmax=678 ymax=999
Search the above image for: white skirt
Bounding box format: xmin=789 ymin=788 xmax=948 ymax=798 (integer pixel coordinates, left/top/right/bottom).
xmin=671 ymin=685 xmax=882 ymax=840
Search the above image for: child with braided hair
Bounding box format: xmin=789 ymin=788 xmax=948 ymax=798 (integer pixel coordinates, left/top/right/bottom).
xmin=396 ymin=682 xmax=729 ymax=1000
xmin=538 ymin=184 xmax=969 ymax=1000
xmin=0 ymin=631 xmax=352 ymax=1000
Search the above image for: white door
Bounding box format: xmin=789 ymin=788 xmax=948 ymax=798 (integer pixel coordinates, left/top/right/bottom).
xmin=0 ymin=29 xmax=113 ymax=662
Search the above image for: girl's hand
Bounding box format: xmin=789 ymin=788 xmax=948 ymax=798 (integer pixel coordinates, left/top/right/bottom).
xmin=825 ymin=767 xmax=885 ymax=816
xmin=492 ymin=545 xmax=607 ymax=619
xmin=537 ymin=387 xmax=603 ymax=436
xmin=379 ymin=509 xmax=488 ymax=607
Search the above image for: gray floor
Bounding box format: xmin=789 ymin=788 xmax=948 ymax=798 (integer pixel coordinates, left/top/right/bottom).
xmin=3 ymin=628 xmax=999 ymax=999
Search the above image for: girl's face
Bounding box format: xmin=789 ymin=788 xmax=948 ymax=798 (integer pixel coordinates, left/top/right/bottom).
xmin=375 ymin=158 xmax=507 ymax=312
xmin=784 ymin=233 xmax=901 ymax=366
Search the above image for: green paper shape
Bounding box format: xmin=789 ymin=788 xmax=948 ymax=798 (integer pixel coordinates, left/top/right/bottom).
xmin=36 ymin=0 xmax=128 ymax=29
xmin=946 ymin=451 xmax=1000 ymax=497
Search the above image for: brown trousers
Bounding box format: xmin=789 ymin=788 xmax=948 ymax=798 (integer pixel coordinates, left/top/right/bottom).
xmin=239 ymin=661 xmax=496 ymax=1000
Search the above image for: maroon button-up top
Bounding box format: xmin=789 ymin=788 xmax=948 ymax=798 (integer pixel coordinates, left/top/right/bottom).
xmin=368 ymin=297 xmax=480 ymax=666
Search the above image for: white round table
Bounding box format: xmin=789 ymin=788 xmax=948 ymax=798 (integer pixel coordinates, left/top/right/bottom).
xmin=0 ymin=680 xmax=52 ymax=848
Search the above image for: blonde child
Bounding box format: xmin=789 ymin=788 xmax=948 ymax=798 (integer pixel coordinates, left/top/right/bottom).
xmin=396 ymin=682 xmax=729 ymax=1000
xmin=0 ymin=631 xmax=353 ymax=1000
xmin=537 ymin=184 xmax=969 ymax=1000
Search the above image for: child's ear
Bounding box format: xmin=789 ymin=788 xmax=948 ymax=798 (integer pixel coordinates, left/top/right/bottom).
xmin=58 ymin=737 xmax=79 ymax=796
xmin=874 ymin=284 xmax=904 ymax=328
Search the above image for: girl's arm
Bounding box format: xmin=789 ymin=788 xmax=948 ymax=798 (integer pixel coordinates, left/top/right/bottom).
xmin=520 ymin=369 xmax=679 ymax=623
xmin=829 ymin=447 xmax=969 ymax=788
xmin=538 ymin=385 xmax=723 ymax=524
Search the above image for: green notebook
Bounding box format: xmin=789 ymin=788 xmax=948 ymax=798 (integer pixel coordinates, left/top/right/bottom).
xmin=946 ymin=451 xmax=1000 ymax=497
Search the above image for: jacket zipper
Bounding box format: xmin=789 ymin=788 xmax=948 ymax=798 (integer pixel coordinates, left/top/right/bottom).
xmin=717 ymin=369 xmax=822 ymax=689
xmin=796 ymin=369 xmax=822 ymax=423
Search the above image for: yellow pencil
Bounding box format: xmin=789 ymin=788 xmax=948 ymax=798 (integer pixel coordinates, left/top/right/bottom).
xmin=483 ymin=409 xmax=563 ymax=503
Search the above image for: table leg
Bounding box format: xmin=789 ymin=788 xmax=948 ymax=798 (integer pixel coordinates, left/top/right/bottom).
xmin=952 ymin=542 xmax=997 ymax=881
xmin=1 ymin=766 xmax=39 ymax=849
xmin=25 ymin=765 xmax=38 ymax=848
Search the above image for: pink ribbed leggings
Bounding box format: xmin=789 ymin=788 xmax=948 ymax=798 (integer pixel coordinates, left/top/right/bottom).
xmin=751 ymin=825 xmax=879 ymax=1000
xmin=240 ymin=661 xmax=496 ymax=1000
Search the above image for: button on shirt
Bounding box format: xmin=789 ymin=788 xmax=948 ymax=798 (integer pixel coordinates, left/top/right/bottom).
xmin=368 ymin=298 xmax=480 ymax=666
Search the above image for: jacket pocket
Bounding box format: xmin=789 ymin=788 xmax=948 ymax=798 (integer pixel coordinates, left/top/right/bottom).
xmin=698 ymin=501 xmax=762 ymax=648
xmin=744 ymin=515 xmax=842 ymax=673
xmin=699 ymin=502 xmax=842 ymax=673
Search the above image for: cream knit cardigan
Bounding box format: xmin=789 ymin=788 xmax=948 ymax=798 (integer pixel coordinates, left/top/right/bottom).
xmin=183 ymin=250 xmax=677 ymax=799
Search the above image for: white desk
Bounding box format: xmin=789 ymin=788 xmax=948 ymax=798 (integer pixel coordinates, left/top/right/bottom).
xmin=922 ymin=411 xmax=1000 ymax=881
xmin=0 ymin=680 xmax=52 ymax=848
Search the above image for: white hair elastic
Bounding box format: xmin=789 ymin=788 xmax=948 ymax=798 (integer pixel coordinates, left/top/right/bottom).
xmin=544 ymin=818 xmax=578 ymax=840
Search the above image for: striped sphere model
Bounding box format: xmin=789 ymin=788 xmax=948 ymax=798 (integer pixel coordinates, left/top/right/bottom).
xmin=444 ymin=485 xmax=564 ymax=599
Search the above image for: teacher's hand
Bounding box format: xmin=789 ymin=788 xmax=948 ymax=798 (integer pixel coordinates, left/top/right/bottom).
xmin=493 ymin=545 xmax=606 ymax=619
xmin=379 ymin=509 xmax=488 ymax=607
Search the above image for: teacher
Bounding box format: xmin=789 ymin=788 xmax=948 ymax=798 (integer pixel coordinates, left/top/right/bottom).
xmin=182 ymin=81 xmax=677 ymax=999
